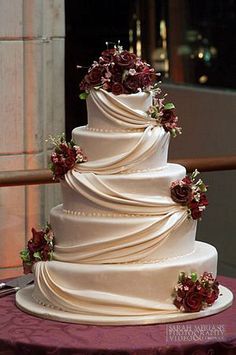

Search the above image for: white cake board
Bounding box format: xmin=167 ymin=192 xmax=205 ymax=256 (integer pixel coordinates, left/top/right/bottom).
xmin=16 ymin=285 xmax=233 ymax=326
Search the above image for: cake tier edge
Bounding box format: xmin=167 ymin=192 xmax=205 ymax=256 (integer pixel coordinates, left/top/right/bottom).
xmin=29 ymin=242 xmax=217 ymax=320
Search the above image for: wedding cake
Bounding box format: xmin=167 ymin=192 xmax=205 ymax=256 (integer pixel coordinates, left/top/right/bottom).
xmin=17 ymin=47 xmax=233 ymax=324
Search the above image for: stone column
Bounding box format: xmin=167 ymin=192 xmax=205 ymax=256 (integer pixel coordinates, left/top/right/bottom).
xmin=0 ymin=0 xmax=65 ymax=278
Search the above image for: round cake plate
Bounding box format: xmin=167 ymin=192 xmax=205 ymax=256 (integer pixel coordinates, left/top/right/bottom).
xmin=16 ymin=285 xmax=233 ymax=326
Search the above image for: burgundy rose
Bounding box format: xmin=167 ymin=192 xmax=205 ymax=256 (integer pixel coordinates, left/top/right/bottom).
xmin=205 ymin=290 xmax=219 ymax=305
xmin=68 ymin=148 xmax=77 ymax=158
xmin=58 ymin=143 xmax=70 ymax=155
xmin=124 ymin=75 xmax=140 ymax=94
xmin=51 ymin=153 xmax=60 ymax=164
xmin=79 ymin=78 xmax=90 ymax=91
xmin=190 ymin=207 xmax=202 ymax=220
xmin=183 ymin=290 xmax=203 ymax=312
xmin=31 ymin=228 xmax=46 ymax=248
xmin=111 ymin=82 xmax=124 ymax=95
xmin=100 ymin=48 xmax=116 ymax=63
xmin=23 ymin=262 xmax=33 ymax=274
xmin=199 ymin=193 xmax=209 ymax=207
xmin=54 ymin=165 xmax=66 ymax=179
xmin=65 ymin=156 xmax=76 ymax=169
xmin=115 ymin=51 xmax=136 ymax=68
xmin=111 ymin=72 xmax=123 ymax=84
xmin=182 ymin=176 xmax=192 ymax=185
xmin=85 ymin=67 xmax=103 ymax=86
xmin=162 ymin=109 xmax=177 ymax=124
xmin=171 ymin=184 xmax=192 ymax=204
xmin=41 ymin=244 xmax=52 ymax=261
xmin=139 ymin=72 xmax=156 ymax=88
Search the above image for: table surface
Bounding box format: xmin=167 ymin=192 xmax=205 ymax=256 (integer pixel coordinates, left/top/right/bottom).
xmin=0 ymin=275 xmax=235 ymax=355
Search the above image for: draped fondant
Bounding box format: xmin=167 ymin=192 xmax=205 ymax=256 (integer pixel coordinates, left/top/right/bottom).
xmin=19 ymin=88 xmax=221 ymax=325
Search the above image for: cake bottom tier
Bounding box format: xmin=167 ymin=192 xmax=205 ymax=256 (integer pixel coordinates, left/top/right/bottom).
xmin=27 ymin=242 xmax=218 ymax=322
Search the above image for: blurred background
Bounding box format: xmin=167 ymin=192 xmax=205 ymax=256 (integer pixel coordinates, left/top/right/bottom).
xmin=65 ymin=0 xmax=236 ymax=133
xmin=0 ymin=0 xmax=235 ymax=279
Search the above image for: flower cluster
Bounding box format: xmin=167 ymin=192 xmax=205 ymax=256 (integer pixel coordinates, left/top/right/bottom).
xmin=49 ymin=134 xmax=87 ymax=180
xmin=173 ymin=272 xmax=220 ymax=312
xmin=79 ymin=46 xmax=157 ymax=96
xmin=20 ymin=224 xmax=55 ymax=274
xmin=170 ymin=169 xmax=208 ymax=220
xmin=147 ymin=96 xmax=182 ymax=137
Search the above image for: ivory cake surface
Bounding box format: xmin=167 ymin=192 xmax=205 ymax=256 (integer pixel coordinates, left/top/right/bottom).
xmin=16 ymin=87 xmax=230 ymax=325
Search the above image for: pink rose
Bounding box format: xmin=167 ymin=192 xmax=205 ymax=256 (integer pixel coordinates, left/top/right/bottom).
xmin=111 ymin=82 xmax=124 ymax=95
xmin=171 ymin=184 xmax=192 ymax=204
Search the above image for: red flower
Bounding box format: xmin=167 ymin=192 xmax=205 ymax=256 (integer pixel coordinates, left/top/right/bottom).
xmin=170 ymin=171 xmax=208 ymax=220
xmin=41 ymin=244 xmax=52 ymax=261
xmin=191 ymin=207 xmax=202 ymax=220
xmin=124 ymin=75 xmax=140 ymax=94
xmin=139 ymin=72 xmax=156 ymax=88
xmin=173 ymin=272 xmax=219 ymax=312
xmin=111 ymin=82 xmax=125 ymax=95
xmin=65 ymin=156 xmax=76 ymax=169
xmin=205 ymin=289 xmax=219 ymax=305
xmin=183 ymin=290 xmax=204 ymax=312
xmin=85 ymin=67 xmax=103 ymax=86
xmin=115 ymin=50 xmax=136 ymax=68
xmin=161 ymin=109 xmax=177 ymax=128
xmin=100 ymin=48 xmax=116 ymax=63
xmin=171 ymin=184 xmax=192 ymax=204
xmin=28 ymin=228 xmax=46 ymax=254
xmin=199 ymin=193 xmax=209 ymax=207
xmin=79 ymin=78 xmax=90 ymax=91
xmin=23 ymin=262 xmax=33 ymax=275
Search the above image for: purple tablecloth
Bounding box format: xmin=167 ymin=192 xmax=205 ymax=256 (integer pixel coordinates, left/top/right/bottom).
xmin=0 ymin=276 xmax=235 ymax=355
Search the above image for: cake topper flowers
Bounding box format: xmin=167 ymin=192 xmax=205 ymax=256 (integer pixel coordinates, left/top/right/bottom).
xmin=170 ymin=169 xmax=208 ymax=220
xmin=48 ymin=133 xmax=87 ymax=180
xmin=79 ymin=43 xmax=157 ymax=97
xmin=20 ymin=224 xmax=55 ymax=274
xmin=173 ymin=272 xmax=219 ymax=312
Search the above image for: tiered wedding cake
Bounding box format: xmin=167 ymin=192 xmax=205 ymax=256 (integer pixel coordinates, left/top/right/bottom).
xmin=17 ymin=47 xmax=232 ymax=324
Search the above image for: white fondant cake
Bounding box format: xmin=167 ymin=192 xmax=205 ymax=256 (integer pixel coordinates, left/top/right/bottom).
xmin=16 ymin=87 xmax=232 ymax=324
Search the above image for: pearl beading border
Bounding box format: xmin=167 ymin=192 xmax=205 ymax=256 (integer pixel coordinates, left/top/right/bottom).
xmin=62 ymin=209 xmax=154 ymax=218
xmin=85 ymin=125 xmax=151 ymax=133
xmin=119 ymin=248 xmax=196 ymax=265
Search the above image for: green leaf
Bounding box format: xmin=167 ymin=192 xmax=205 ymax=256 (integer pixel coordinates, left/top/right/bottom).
xmin=79 ymin=92 xmax=89 ymax=100
xmin=178 ymin=272 xmax=185 ymax=282
xmin=33 ymin=251 xmax=42 ymax=261
xmin=164 ymin=102 xmax=175 ymax=110
xmin=191 ymin=272 xmax=198 ymax=282
xmin=20 ymin=249 xmax=31 ymax=262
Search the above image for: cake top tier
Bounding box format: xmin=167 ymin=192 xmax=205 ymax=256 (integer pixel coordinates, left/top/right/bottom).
xmin=79 ymin=45 xmax=181 ymax=137
xmin=86 ymin=89 xmax=154 ymax=130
